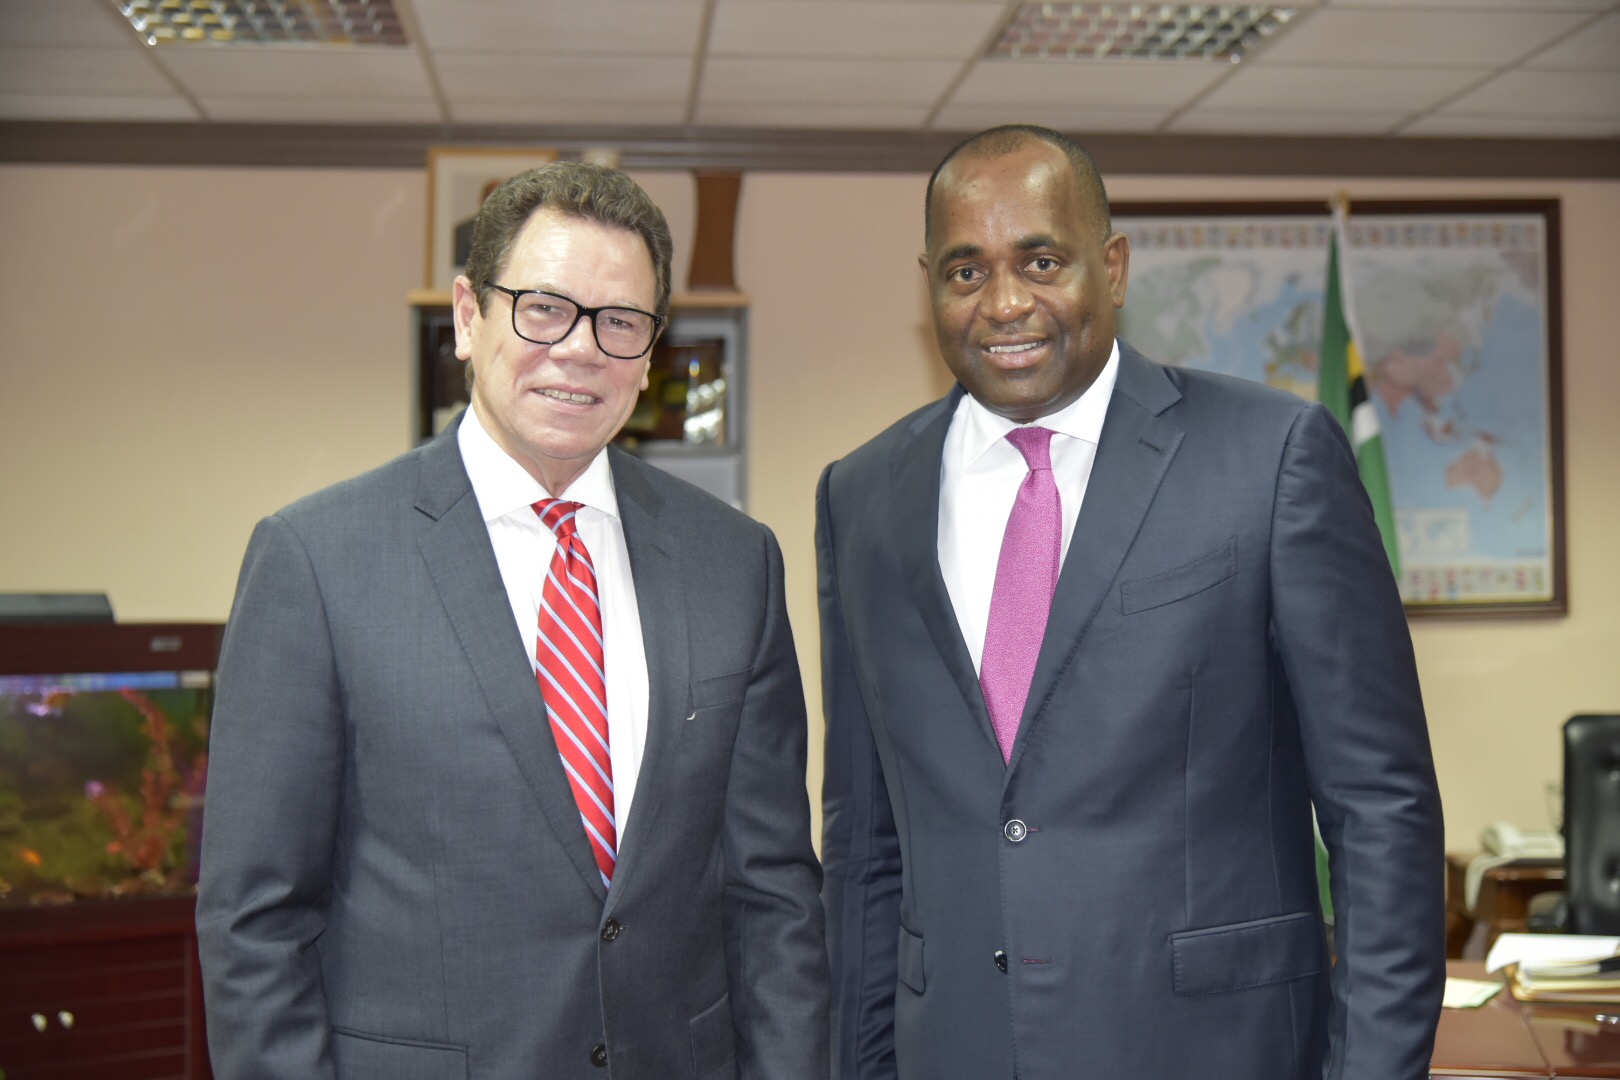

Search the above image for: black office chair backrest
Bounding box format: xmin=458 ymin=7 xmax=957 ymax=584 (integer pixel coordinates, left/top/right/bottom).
xmin=1564 ymin=714 xmax=1620 ymax=935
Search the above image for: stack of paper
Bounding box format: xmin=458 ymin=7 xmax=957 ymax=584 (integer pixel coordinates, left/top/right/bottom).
xmin=1442 ymin=977 xmax=1503 ymax=1009
xmin=1486 ymin=933 xmax=1620 ymax=1003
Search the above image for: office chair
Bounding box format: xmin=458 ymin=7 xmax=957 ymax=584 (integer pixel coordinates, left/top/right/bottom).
xmin=1563 ymin=714 xmax=1620 ymax=934
xmin=1527 ymin=714 xmax=1620 ymax=935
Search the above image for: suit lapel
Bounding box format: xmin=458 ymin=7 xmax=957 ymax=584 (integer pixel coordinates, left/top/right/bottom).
xmin=1010 ymin=346 xmax=1185 ymax=769
xmin=413 ymin=422 xmax=608 ymax=900
xmin=602 ymin=449 xmax=687 ymax=914
xmin=890 ymin=389 xmax=1001 ymax=757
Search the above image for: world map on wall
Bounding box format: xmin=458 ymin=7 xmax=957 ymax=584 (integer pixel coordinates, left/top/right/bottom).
xmin=1116 ymin=214 xmax=1555 ymax=607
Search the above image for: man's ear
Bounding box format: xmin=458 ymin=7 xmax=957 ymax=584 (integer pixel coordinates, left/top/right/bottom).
xmin=451 ymin=275 xmax=480 ymax=361
xmin=640 ymin=322 xmax=667 ymax=392
xmin=1104 ymin=232 xmax=1130 ymax=308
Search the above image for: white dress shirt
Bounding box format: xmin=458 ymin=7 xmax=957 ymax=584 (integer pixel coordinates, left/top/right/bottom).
xmin=458 ymin=405 xmax=650 ymax=835
xmin=938 ymin=340 xmax=1121 ymax=673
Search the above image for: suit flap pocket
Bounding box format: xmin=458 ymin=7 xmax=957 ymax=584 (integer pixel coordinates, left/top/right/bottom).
xmin=691 ymin=668 xmax=751 ymax=711
xmin=1120 ymin=538 xmax=1237 ymax=616
xmin=897 ymin=925 xmax=926 ymax=994
xmin=330 ymin=1027 xmax=468 ymax=1080
xmin=1170 ymin=910 xmax=1322 ymax=996
xmin=689 ymin=991 xmax=738 ymax=1078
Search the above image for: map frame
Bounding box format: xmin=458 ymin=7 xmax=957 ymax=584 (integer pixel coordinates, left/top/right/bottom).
xmin=1113 ymin=199 xmax=1566 ymax=618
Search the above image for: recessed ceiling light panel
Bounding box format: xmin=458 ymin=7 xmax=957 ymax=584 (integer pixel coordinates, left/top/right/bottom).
xmin=989 ymin=3 xmax=1297 ymax=63
xmin=113 ymin=0 xmax=409 ymax=47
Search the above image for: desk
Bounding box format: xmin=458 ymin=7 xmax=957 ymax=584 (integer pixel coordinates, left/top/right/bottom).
xmin=1447 ymin=852 xmax=1566 ymax=958
xmin=1433 ymin=961 xmax=1620 ymax=1078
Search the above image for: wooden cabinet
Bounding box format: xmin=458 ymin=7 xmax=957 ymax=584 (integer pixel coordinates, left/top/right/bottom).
xmin=0 ymin=897 xmax=210 ymax=1079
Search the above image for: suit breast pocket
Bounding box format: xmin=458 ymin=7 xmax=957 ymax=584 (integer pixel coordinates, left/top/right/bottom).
xmin=1119 ymin=538 xmax=1238 ymax=616
xmin=690 ymin=668 xmax=751 ymax=713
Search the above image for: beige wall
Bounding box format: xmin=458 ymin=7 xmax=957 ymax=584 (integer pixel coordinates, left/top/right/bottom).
xmin=2 ymin=163 xmax=1616 ymax=851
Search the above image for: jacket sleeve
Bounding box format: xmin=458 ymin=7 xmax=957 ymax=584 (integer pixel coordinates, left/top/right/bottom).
xmin=722 ymin=525 xmax=832 ymax=1080
xmin=1269 ymin=403 xmax=1446 ymax=1080
xmin=195 ymin=514 xmax=343 ymax=1080
xmin=817 ymin=463 xmax=905 ymax=1080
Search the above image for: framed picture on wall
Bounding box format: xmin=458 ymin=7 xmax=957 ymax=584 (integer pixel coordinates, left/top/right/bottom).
xmin=1113 ymin=199 xmax=1565 ymax=617
xmin=424 ymin=146 xmax=559 ymax=291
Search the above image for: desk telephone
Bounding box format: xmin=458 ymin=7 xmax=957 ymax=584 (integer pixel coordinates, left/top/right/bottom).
xmin=1465 ymin=823 xmax=1564 ymax=913
xmin=1481 ymin=822 xmax=1564 ymax=860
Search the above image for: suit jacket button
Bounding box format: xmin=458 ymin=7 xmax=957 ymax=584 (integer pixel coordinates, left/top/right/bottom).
xmin=994 ymin=949 xmax=1009 ymax=973
xmin=590 ymin=1043 xmax=608 ymax=1067
xmin=601 ymin=918 xmax=622 ymax=942
xmin=1003 ymin=819 xmax=1028 ymax=842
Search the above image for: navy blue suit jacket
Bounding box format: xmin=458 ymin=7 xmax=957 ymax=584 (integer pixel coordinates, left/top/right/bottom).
xmin=817 ymin=344 xmax=1444 ymax=1080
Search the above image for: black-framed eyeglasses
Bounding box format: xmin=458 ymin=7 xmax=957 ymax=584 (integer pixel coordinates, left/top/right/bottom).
xmin=487 ymin=284 xmax=663 ymax=360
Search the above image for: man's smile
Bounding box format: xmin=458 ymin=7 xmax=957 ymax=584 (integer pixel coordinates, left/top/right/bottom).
xmin=534 ymin=386 xmax=600 ymax=405
xmin=980 ymin=337 xmax=1049 ymax=368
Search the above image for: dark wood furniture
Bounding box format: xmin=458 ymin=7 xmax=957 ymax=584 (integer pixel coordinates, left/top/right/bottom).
xmin=1447 ymin=852 xmax=1567 ymax=959
xmin=1 ymin=623 xmax=221 ymax=1078
xmin=1434 ymin=960 xmax=1620 ymax=1078
xmin=0 ymin=895 xmax=211 ymax=1079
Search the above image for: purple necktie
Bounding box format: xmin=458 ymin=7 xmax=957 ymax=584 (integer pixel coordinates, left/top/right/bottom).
xmin=981 ymin=426 xmax=1062 ymax=764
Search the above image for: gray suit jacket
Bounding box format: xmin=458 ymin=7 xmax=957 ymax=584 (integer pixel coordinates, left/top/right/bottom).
xmin=817 ymin=345 xmax=1444 ymax=1080
xmin=197 ymin=421 xmax=828 ymax=1080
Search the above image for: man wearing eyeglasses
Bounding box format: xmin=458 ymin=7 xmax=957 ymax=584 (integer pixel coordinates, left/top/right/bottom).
xmin=198 ymin=162 xmax=829 ymax=1080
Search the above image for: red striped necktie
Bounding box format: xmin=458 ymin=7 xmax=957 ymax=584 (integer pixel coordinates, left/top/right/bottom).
xmin=533 ymin=499 xmax=616 ymax=888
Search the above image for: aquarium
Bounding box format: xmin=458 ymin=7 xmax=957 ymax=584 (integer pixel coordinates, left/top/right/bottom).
xmin=0 ymin=624 xmax=219 ymax=906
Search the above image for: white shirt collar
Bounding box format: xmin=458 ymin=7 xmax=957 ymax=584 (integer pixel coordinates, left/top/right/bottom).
xmin=956 ymin=338 xmax=1121 ymax=469
xmin=457 ymin=403 xmax=621 ymax=523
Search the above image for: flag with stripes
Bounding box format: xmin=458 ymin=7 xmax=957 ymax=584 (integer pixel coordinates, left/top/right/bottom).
xmin=1318 ymin=204 xmax=1401 ymax=580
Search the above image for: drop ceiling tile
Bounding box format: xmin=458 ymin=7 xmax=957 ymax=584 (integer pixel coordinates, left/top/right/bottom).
xmin=0 ymin=92 xmax=197 ymax=121
xmin=1399 ymin=114 xmax=1620 ymax=137
xmin=0 ymin=45 xmax=171 ymax=95
xmin=410 ymin=0 xmax=705 ymax=54
xmin=1329 ymin=0 xmax=1610 ymax=8
xmin=1524 ymin=10 xmax=1620 ymax=69
xmin=719 ymin=0 xmax=1024 ymax=4
xmin=200 ymin=95 xmax=444 ymax=123
xmin=436 ymin=53 xmax=691 ymax=102
xmin=931 ymin=103 xmax=1172 ymax=133
xmin=708 ymin=1 xmax=1004 ymax=58
xmin=951 ymin=58 xmax=1230 ymax=108
xmin=449 ymin=98 xmax=688 ymax=125
xmin=701 ymin=57 xmax=961 ymax=104
xmin=1199 ymin=64 xmax=1487 ymax=113
xmin=0 ymin=0 xmax=135 ymax=46
xmin=156 ymin=45 xmax=433 ymax=99
xmin=695 ymin=101 xmax=930 ymax=127
xmin=1439 ymin=69 xmax=1620 ymax=119
xmin=1168 ymin=109 xmax=1406 ymax=135
xmin=1258 ymin=7 xmax=1592 ymax=67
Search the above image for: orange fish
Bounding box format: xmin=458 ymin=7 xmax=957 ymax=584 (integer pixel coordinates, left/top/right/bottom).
xmin=20 ymin=848 xmax=42 ymax=867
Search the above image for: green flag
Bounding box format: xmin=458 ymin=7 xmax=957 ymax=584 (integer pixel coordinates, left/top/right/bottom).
xmin=1319 ymin=208 xmax=1401 ymax=579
